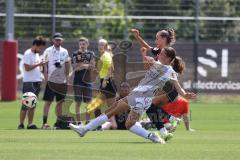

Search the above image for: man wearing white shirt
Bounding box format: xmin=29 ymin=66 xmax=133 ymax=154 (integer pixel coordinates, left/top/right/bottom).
xmin=18 ymin=36 xmax=47 ymax=129
xmin=42 ymin=33 xmax=70 ymax=129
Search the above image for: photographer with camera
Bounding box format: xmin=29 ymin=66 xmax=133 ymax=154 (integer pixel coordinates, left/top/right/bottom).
xmin=41 ymin=33 xmax=70 ymax=129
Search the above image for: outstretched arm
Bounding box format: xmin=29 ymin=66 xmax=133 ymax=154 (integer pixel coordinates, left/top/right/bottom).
xmin=141 ymin=47 xmax=154 ymax=69
xmin=173 ymin=80 xmax=196 ymax=99
xmin=131 ymin=29 xmax=152 ymax=50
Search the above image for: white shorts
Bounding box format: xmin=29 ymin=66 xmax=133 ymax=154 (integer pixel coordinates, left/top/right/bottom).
xmin=127 ymin=96 xmax=152 ymax=115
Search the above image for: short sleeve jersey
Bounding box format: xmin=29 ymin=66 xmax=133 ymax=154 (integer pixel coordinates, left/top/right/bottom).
xmin=130 ymin=61 xmax=178 ymax=98
xmin=22 ymin=49 xmax=43 ymax=82
xmin=43 ymin=46 xmax=69 ymax=83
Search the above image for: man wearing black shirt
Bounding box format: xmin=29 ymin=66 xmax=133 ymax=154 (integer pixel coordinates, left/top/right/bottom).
xmin=71 ymin=37 xmax=96 ymax=124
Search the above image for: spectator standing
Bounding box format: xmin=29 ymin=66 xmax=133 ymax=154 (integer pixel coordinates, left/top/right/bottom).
xmin=18 ymin=36 xmax=47 ymax=129
xmin=42 ymin=33 xmax=70 ymax=129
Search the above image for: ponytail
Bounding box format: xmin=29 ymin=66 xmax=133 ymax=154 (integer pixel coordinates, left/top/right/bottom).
xmin=166 ymin=28 xmax=176 ymax=46
xmin=163 ymin=47 xmax=185 ymax=74
xmin=172 ymin=56 xmax=185 ymax=74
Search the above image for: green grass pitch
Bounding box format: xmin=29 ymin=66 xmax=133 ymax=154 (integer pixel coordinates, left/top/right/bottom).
xmin=0 ymin=100 xmax=240 ymax=160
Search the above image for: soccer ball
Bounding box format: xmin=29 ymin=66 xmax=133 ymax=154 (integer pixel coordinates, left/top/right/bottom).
xmin=22 ymin=92 xmax=37 ymax=109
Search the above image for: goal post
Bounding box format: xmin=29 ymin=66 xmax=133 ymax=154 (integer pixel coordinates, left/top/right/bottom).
xmin=1 ymin=41 xmax=18 ymax=101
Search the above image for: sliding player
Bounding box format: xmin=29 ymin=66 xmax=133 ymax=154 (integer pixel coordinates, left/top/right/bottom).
xmin=70 ymin=47 xmax=196 ymax=143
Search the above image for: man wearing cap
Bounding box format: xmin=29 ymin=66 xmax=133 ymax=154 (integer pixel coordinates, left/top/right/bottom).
xmin=41 ymin=33 xmax=70 ymax=129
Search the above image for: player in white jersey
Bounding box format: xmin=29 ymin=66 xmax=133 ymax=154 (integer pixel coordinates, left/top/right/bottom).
xmin=70 ymin=47 xmax=196 ymax=143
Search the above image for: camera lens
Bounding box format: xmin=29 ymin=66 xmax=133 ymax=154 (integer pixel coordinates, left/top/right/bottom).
xmin=151 ymin=47 xmax=161 ymax=56
xmin=54 ymin=62 xmax=62 ymax=68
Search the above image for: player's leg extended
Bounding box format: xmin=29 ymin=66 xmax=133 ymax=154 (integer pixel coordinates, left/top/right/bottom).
xmin=85 ymin=98 xmax=128 ymax=131
xmin=126 ymin=110 xmax=165 ymax=143
xmin=148 ymin=106 xmax=174 ymax=141
xmin=69 ymin=98 xmax=129 ymax=136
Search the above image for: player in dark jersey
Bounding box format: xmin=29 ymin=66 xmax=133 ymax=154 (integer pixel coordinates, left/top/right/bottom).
xmin=71 ymin=37 xmax=96 ymax=124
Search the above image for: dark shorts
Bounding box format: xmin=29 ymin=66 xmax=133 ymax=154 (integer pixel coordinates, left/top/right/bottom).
xmin=146 ymin=82 xmax=179 ymax=130
xmin=22 ymin=82 xmax=41 ymax=96
xmin=43 ymin=81 xmax=67 ymax=102
xmin=115 ymin=112 xmax=129 ymax=130
xmin=22 ymin=82 xmax=41 ymax=110
xmin=146 ymin=104 xmax=169 ymax=130
xmin=100 ymin=78 xmax=117 ymax=99
xmin=73 ymin=85 xmax=92 ymax=102
xmin=73 ymin=74 xmax=92 ymax=102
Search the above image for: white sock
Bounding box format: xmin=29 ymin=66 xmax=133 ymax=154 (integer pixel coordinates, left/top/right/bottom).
xmin=129 ymin=123 xmax=151 ymax=139
xmin=159 ymin=127 xmax=168 ymax=135
xmin=85 ymin=114 xmax=108 ymax=131
xmin=101 ymin=121 xmax=112 ymax=130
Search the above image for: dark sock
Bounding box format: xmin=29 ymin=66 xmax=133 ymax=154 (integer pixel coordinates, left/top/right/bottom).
xmin=43 ymin=116 xmax=48 ymax=124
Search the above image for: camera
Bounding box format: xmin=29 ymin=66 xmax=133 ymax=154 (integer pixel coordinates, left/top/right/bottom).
xmin=54 ymin=62 xmax=62 ymax=68
xmin=151 ymin=47 xmax=161 ymax=56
